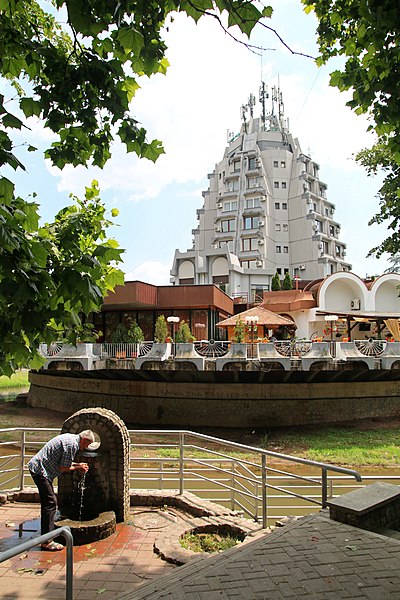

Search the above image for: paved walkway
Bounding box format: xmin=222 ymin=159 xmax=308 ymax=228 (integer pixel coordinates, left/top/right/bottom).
xmin=2 ymin=502 xmax=400 ymax=599
xmin=119 ymin=511 xmax=400 ymax=600
xmin=0 ymin=502 xmax=177 ymax=600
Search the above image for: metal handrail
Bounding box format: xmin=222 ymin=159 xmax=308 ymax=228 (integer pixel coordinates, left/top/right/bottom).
xmin=0 ymin=527 xmax=73 ymax=600
xmin=1 ymin=427 xmax=362 ymax=529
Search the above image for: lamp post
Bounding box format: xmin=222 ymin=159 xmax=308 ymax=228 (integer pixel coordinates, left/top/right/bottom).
xmin=324 ymin=314 xmax=338 ymax=354
xmin=245 ymin=315 xmax=259 ymax=357
xmin=167 ymin=316 xmax=180 ymax=355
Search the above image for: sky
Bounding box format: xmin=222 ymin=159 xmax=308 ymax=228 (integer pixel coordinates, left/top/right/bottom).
xmin=8 ymin=0 xmax=391 ymax=285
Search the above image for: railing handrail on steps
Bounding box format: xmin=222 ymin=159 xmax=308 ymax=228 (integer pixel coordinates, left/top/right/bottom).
xmin=0 ymin=526 xmax=74 ymax=600
xmin=0 ymin=427 xmax=362 ymax=529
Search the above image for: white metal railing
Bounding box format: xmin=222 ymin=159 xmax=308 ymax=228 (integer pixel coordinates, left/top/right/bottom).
xmin=99 ymin=342 xmax=153 ymax=359
xmin=37 ymin=340 xmax=396 ymax=365
xmin=0 ymin=427 xmax=367 ymax=529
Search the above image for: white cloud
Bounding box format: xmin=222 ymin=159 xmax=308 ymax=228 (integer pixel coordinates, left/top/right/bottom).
xmin=124 ymin=261 xmax=171 ymax=286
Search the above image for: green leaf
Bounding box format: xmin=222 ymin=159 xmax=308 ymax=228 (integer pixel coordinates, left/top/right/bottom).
xmin=117 ymin=28 xmax=144 ymax=55
xmin=20 ymin=98 xmax=42 ymax=119
xmin=122 ymin=77 xmax=140 ymax=103
xmin=2 ymin=113 xmax=23 ymax=129
xmin=0 ymin=178 xmax=15 ymax=203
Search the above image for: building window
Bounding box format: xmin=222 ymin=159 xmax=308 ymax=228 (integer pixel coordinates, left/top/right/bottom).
xmin=241 ymin=259 xmax=258 ymax=269
xmin=284 ymin=268 xmax=289 ymax=274
xmin=233 ymin=160 xmax=240 ymax=172
xmin=218 ymin=239 xmax=234 ymax=252
xmin=283 ymin=246 xmax=288 ymax=253
xmin=242 ymin=237 xmax=258 ymax=251
xmin=323 ymin=241 xmax=329 ymax=254
xmin=282 ymin=202 xmax=287 ymax=210
xmin=316 ymin=219 xmax=323 ymax=232
xmin=246 ymin=197 xmax=261 ymax=209
xmin=226 ymin=179 xmax=239 ymax=192
xmin=329 ymin=225 xmax=335 ymax=237
xmin=275 ymin=202 xmax=280 ymax=209
xmin=223 ymin=201 xmax=237 ymax=212
xmin=282 ymin=223 xmax=288 ymax=232
xmin=276 ymin=268 xmax=282 ymax=275
xmin=221 ymin=219 xmax=236 ymax=232
xmin=247 ymin=176 xmax=260 ymax=189
xmin=282 ymin=181 xmax=287 ymax=189
xmin=275 ymin=224 xmax=281 ymax=231
xmin=273 ymin=160 xmax=278 ymax=167
xmin=281 ymin=161 xmax=286 ymax=168
xmin=335 ymin=245 xmax=341 ymax=257
xmin=244 ymin=216 xmax=259 ymax=229
xmin=248 ymin=157 xmax=257 ymax=170
xmin=274 ymin=181 xmax=279 ymax=189
xmin=313 ymin=202 xmax=317 ymax=212
xmin=325 ymin=207 xmax=329 ymax=216
xmin=276 ymin=245 xmax=282 ymax=253
xmin=251 ymin=285 xmax=269 ymax=301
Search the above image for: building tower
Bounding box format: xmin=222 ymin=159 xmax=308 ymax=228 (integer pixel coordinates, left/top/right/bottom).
xmin=170 ymin=84 xmax=351 ymax=302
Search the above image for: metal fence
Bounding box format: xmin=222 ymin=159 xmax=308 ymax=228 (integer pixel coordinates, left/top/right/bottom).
xmin=0 ymin=427 xmax=367 ymax=528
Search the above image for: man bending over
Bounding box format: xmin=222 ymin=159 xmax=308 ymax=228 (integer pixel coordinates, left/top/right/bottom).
xmin=28 ymin=430 xmax=95 ymax=550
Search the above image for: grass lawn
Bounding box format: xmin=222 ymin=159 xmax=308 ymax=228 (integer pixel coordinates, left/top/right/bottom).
xmin=0 ymin=370 xmax=29 ymax=389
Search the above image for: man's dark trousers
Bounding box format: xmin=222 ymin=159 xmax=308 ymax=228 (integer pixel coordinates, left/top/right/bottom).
xmin=30 ymin=472 xmax=57 ymax=535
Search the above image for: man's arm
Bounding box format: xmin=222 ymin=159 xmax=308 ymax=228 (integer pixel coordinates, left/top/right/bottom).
xmin=59 ymin=462 xmax=89 ymax=474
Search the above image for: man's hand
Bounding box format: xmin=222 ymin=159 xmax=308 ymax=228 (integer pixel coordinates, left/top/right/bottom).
xmin=75 ymin=462 xmax=89 ymax=473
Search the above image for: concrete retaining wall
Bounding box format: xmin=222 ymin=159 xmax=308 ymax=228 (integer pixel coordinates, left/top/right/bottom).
xmin=28 ymin=372 xmax=400 ymax=427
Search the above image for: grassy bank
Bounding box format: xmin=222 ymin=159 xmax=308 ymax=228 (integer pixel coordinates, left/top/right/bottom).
xmin=263 ymin=422 xmax=400 ymax=467
xmin=0 ymin=370 xmax=29 ymax=390
xmin=1 ymin=400 xmax=400 ymax=468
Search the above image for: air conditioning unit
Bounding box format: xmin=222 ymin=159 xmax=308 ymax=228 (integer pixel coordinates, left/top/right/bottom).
xmin=342 ymin=250 xmax=346 ymax=257
xmin=215 ymin=225 xmax=221 ymax=232
xmin=299 ymin=264 xmax=306 ymax=270
xmin=312 ymin=224 xmax=318 ymax=231
xmin=258 ymin=221 xmax=265 ymax=227
xmin=307 ymin=198 xmax=312 ymax=204
xmin=318 ymin=242 xmax=323 ymax=249
xmin=260 ymin=196 xmax=266 ymax=202
xmin=257 ymin=239 xmax=264 ymax=245
xmin=330 ymin=207 xmax=335 ymax=214
xmin=216 ymin=202 xmax=223 ymax=209
xmin=255 ymin=260 xmax=263 ymax=267
xmin=211 ymin=244 xmax=218 ymax=249
xmin=303 ymin=182 xmax=308 ymax=191
xmin=351 ymin=298 xmax=361 ymax=310
xmin=255 ymin=159 xmax=261 ymax=167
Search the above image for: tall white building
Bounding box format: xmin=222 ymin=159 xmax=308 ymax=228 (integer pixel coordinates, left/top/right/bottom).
xmin=170 ymin=85 xmax=352 ymax=302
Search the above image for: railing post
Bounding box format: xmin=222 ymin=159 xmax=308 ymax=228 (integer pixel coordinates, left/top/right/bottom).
xmin=19 ymin=430 xmax=26 ymax=491
xmin=179 ymin=432 xmax=184 ymax=495
xmin=261 ymin=454 xmax=267 ymax=529
xmin=230 ymin=460 xmax=236 ymax=511
xmin=321 ymin=468 xmax=328 ymax=508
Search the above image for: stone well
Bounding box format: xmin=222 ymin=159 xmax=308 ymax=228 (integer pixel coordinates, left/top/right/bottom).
xmin=57 ymin=407 xmax=130 ymax=544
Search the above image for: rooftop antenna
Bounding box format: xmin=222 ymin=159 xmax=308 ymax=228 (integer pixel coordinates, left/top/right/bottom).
xmin=241 ymin=103 xmax=248 ymax=133
xmin=259 ymin=82 xmax=269 ymax=128
xmin=248 ymin=93 xmax=256 ymax=117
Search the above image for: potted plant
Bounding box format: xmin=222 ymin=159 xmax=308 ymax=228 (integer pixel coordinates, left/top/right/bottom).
xmin=154 ymin=315 xmax=168 ymax=343
xmin=233 ymin=317 xmax=245 ymax=343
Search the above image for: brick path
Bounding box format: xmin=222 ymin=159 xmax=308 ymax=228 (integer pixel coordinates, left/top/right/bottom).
xmin=118 ymin=511 xmax=400 ymax=600
xmin=0 ymin=502 xmax=176 ymax=600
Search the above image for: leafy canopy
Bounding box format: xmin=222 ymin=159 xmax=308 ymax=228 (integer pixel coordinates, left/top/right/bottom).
xmin=0 ymin=1 xmax=269 ymax=373
xmin=302 ymin=0 xmax=400 ymax=257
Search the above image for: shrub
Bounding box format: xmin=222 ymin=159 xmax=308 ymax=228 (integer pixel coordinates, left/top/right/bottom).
xmin=233 ymin=317 xmax=245 ymax=343
xmin=271 ymin=272 xmax=281 ymax=291
xmin=154 ymin=315 xmax=168 ymax=342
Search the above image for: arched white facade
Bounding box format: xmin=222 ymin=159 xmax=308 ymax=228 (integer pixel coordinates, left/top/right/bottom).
xmin=178 ymin=260 xmax=195 ymax=280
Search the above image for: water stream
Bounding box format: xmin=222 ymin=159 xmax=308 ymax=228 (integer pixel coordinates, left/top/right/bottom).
xmin=77 ymin=473 xmax=87 ymax=521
